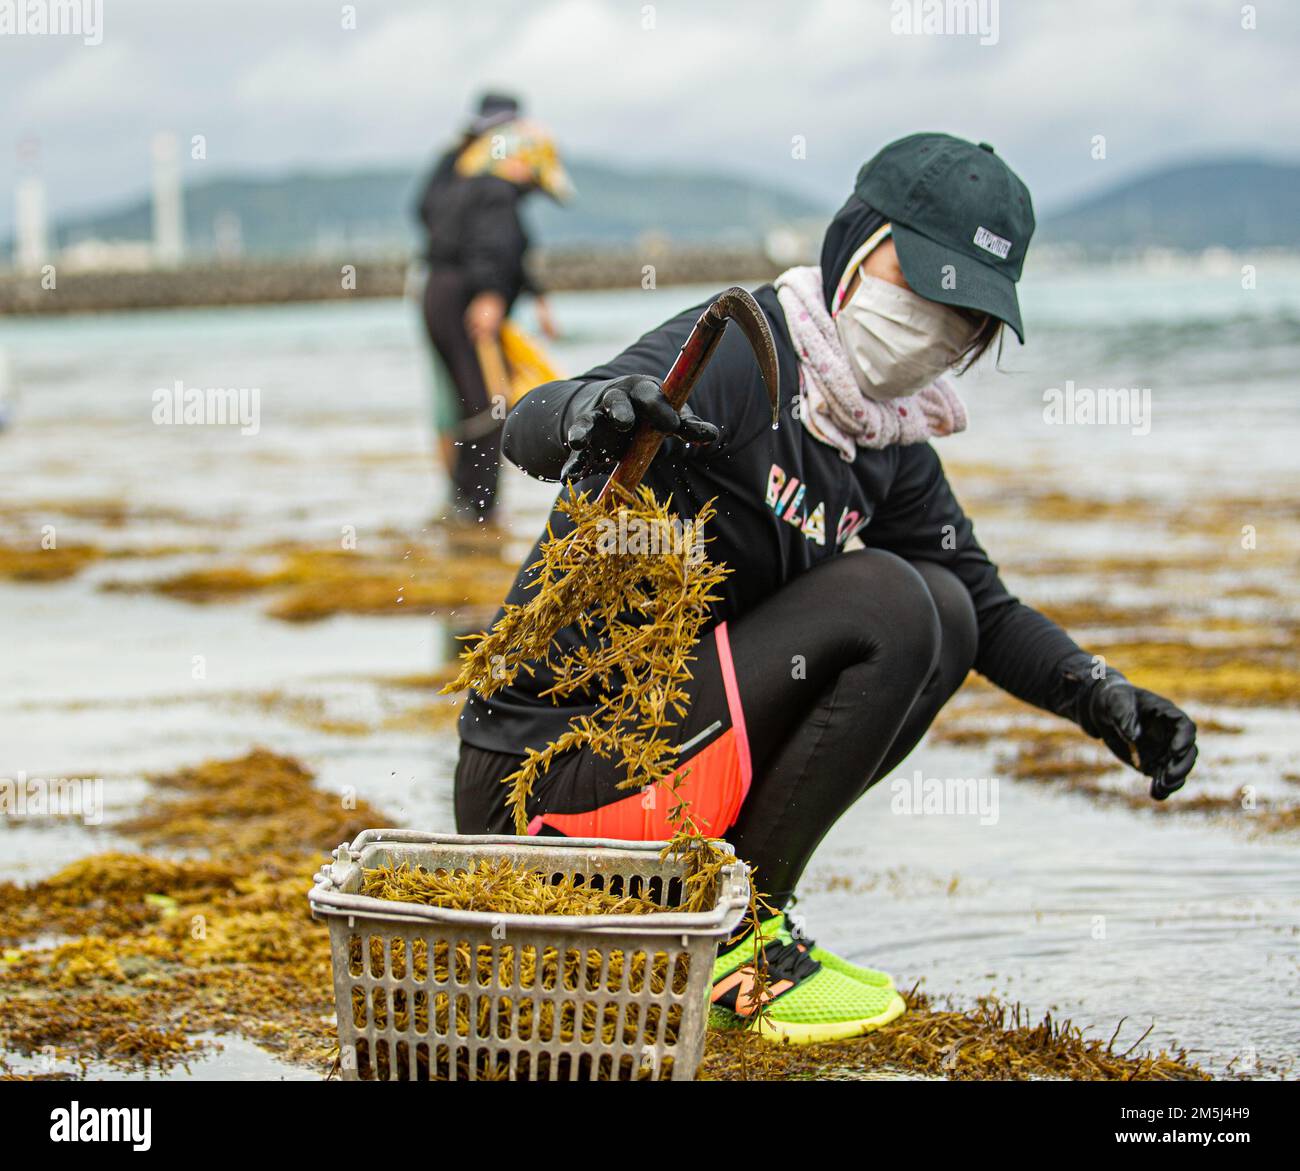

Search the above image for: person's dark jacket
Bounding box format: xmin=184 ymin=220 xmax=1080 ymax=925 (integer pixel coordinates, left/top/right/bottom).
xmin=415 ymin=150 xmax=541 ymax=308
xmin=461 ymin=283 xmax=1095 ymax=754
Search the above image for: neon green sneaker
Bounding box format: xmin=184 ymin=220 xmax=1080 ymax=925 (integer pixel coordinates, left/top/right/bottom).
xmin=710 ymin=914 xmax=906 ymax=1045
xmin=784 ymin=908 xmax=896 ymax=990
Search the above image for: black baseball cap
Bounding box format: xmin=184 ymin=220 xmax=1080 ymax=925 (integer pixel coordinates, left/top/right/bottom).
xmin=855 ymin=133 xmax=1034 ymax=342
xmin=468 ymin=92 xmax=521 ymax=135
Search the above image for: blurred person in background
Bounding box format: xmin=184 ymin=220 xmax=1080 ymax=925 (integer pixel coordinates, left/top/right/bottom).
xmin=415 ymin=92 xmax=573 ymax=527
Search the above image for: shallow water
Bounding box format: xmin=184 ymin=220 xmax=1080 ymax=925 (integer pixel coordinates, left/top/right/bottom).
xmin=2 ymin=1032 xmax=319 ymax=1081
xmin=1 ymin=267 xmax=1297 ymax=1077
xmin=804 ymin=738 xmax=1300 ymax=1076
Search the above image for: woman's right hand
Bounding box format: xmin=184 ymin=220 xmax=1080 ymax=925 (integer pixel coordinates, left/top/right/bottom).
xmin=560 ymin=375 xmax=718 ymax=483
xmin=534 ymin=295 xmax=560 ymax=341
xmin=465 ymin=291 xmax=506 ymax=341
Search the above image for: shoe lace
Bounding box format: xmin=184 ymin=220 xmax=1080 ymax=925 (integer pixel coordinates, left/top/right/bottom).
xmin=760 ymin=936 xmax=820 ymax=987
xmin=711 ymin=934 xmax=821 ymax=1016
xmin=783 ymin=902 xmax=816 ymax=951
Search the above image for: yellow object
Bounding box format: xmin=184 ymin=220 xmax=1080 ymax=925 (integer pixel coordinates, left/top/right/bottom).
xmin=498 ymin=321 xmax=563 ymax=404
xmin=474 ymin=337 xmax=512 ymax=409
xmin=454 ymin=118 xmax=575 ymax=203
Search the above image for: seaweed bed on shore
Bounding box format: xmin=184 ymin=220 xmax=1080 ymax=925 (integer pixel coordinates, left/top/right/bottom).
xmin=1 ymin=515 xmax=518 ymax=621
xmin=0 ymin=749 xmax=1210 ymax=1081
xmin=1 ymin=473 xmax=1294 ymax=1077
xmin=100 ymin=541 xmax=518 ymax=622
xmin=14 ymin=506 xmax=1292 ymax=827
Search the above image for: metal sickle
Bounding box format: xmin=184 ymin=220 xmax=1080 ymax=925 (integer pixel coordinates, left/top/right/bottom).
xmin=598 ymin=285 xmax=780 ymax=502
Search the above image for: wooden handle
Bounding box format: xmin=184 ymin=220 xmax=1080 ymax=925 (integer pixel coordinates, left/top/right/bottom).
xmin=600 ymin=311 xmax=728 ymax=501
xmin=604 ymin=417 xmax=675 ymax=496
xmin=474 ymin=336 xmax=511 ymax=405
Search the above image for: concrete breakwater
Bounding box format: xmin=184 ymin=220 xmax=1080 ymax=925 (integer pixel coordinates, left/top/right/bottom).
xmin=0 ymin=246 xmax=785 ymax=315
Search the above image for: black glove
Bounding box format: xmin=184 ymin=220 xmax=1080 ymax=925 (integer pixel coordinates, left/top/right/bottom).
xmin=559 ymin=375 xmax=718 ymax=483
xmin=1081 ymin=675 xmax=1198 ymax=800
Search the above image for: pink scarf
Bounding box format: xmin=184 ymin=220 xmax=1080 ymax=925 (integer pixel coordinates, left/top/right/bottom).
xmin=774 ymin=265 xmax=968 ymax=462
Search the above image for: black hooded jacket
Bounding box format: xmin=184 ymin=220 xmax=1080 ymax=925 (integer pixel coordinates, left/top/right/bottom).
xmin=460 ymin=202 xmax=1095 ymax=754
xmin=415 ymin=146 xmax=540 ymax=306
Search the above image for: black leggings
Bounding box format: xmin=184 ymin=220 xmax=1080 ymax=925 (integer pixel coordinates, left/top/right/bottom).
xmin=421 ymin=266 xmax=504 ymax=520
xmin=456 ymin=550 xmax=978 ymax=908
xmin=722 ymin=551 xmax=977 ymax=906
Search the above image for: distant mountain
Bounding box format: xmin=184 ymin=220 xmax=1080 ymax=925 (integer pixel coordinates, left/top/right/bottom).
xmin=1040 ymin=158 xmax=1300 ymax=253
xmin=22 ymin=155 xmax=1298 ymax=264
xmin=34 ymin=160 xmax=830 ymax=259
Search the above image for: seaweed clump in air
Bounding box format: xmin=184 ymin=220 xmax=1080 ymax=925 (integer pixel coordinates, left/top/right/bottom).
xmin=442 ymin=483 xmax=730 ymax=835
xmin=433 ymin=481 xmax=773 ymax=1029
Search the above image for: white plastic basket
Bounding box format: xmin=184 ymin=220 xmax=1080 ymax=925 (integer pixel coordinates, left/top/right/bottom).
xmin=309 ymin=829 xmax=750 ymax=1081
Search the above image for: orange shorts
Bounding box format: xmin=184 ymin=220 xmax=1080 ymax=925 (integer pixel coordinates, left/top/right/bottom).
xmin=525 ymin=622 xmax=752 ymax=840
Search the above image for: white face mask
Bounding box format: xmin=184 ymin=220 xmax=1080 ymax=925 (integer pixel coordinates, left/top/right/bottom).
xmin=834 ymin=274 xmax=977 ymax=400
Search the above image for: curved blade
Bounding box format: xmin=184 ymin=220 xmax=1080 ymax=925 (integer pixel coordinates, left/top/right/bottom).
xmin=602 ymin=285 xmax=782 ymax=499
xmin=708 ymin=286 xmax=781 ymax=427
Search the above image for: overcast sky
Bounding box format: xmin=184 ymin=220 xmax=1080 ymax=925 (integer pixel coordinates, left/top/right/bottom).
xmin=1 ymin=0 xmax=1297 ymax=232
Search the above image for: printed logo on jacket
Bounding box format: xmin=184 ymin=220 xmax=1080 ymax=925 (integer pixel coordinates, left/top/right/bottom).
xmin=766 ymin=463 xmax=867 ymax=548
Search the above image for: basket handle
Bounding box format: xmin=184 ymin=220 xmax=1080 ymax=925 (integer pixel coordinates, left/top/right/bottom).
xmin=329 ymin=842 xmax=361 ymax=890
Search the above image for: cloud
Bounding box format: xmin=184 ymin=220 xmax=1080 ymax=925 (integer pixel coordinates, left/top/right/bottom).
xmin=16 ymin=40 xmax=143 ymax=123
xmin=0 ymin=0 xmax=1297 ymax=232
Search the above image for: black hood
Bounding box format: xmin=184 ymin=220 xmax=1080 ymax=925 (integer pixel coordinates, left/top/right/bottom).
xmin=818 ymin=193 xmax=888 ymax=314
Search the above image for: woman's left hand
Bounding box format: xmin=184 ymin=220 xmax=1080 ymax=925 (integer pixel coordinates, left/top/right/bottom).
xmin=1087 ymin=679 xmax=1198 ymax=800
